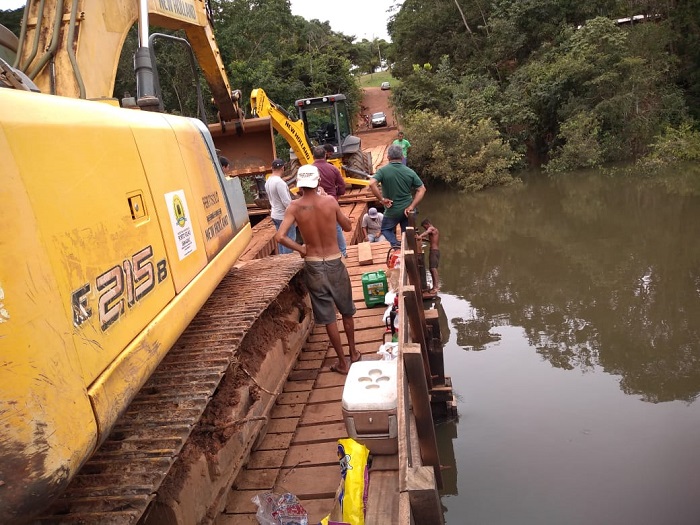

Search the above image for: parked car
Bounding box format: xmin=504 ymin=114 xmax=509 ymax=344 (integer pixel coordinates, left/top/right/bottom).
xmin=380 ymin=81 xmax=391 ymax=90
xmin=371 ymin=111 xmax=387 ymax=128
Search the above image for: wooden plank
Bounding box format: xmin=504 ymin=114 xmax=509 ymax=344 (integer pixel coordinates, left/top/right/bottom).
xmin=292 ymin=422 xmax=347 ymax=445
xmin=276 ymin=391 xmax=311 ymax=405
xmin=255 ymin=432 xmax=293 ymax=451
xmin=275 ymin=465 xmax=340 ymax=499
xmin=223 ymin=489 xmax=258 ymax=514
xmin=357 ymin=241 xmax=374 ymax=265
xmin=402 ymin=344 xmax=442 ymax=489
xmin=307 ymin=385 xmax=343 ymax=404
xmin=270 ymin=403 xmax=304 ymax=419
xmin=403 ymin=285 xmax=432 ymax=389
xmin=288 ymin=369 xmax=318 ymax=382
xmin=283 ymin=442 xmax=339 ymax=467
xmin=215 ymin=513 xmax=259 ymax=525
xmin=298 ymin=498 xmax=336 ymax=525
xmin=298 ymin=350 xmax=326 ymax=361
xmin=371 ymin=454 xmax=399 ymax=471
xmin=266 ymin=418 xmax=298 ymax=434
xmin=303 ymin=341 xmax=328 ymax=352
xmin=405 ymin=466 xmax=444 ymax=525
xmin=365 ymin=470 xmax=400 ymax=524
xmin=294 ymin=359 xmax=323 ymax=371
xmin=283 ymin=380 xmax=314 ymax=393
xmin=298 ymin=402 xmax=343 ymax=426
xmin=247 ymin=449 xmax=286 ymax=469
xmin=234 ymin=468 xmax=277 ymax=490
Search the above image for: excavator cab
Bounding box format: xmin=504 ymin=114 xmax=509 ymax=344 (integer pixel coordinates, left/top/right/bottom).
xmin=295 ymin=94 xmax=371 ymax=177
xmin=295 ymin=94 xmax=356 ymax=155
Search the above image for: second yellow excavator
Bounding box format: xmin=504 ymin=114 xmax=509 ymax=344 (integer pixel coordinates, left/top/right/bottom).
xmin=251 ymin=87 xmax=374 ymax=187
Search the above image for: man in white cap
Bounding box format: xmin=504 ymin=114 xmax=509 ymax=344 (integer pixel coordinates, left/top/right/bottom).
xmin=275 ymin=165 xmax=361 ymax=374
xmin=361 ymin=207 xmax=385 ymax=243
xmin=265 ymin=158 xmax=296 ymax=254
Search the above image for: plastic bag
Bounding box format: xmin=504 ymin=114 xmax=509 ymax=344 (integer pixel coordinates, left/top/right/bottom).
xmin=377 ymin=341 xmax=398 ymax=360
xmin=252 ymin=491 xmax=308 ymax=525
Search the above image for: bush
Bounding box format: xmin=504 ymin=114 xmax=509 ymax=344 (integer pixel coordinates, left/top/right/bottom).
xmin=405 ymin=111 xmax=522 ymax=192
xmin=545 ymin=112 xmax=603 ymax=173
xmin=636 ymin=122 xmax=700 ymax=174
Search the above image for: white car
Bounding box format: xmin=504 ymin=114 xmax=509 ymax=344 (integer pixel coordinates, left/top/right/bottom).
xmin=371 ymin=112 xmax=387 ymax=128
xmin=380 ymin=81 xmax=391 ymax=90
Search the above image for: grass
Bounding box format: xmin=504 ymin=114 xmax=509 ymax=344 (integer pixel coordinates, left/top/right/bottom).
xmin=358 ymin=70 xmax=397 ymax=88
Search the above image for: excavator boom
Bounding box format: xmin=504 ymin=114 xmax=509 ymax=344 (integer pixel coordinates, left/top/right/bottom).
xmin=15 ymin=0 xmax=240 ymax=121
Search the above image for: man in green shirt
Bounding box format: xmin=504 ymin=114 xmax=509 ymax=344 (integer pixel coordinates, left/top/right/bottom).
xmin=369 ymin=144 xmax=426 ymax=247
xmin=392 ymin=131 xmax=411 ymax=165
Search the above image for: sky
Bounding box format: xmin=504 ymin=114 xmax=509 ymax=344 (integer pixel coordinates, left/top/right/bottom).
xmin=290 ymin=0 xmax=401 ymax=42
xmin=3 ymin=0 xmax=402 ymax=42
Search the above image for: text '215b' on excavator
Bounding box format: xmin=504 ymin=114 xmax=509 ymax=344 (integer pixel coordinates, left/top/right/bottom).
xmin=0 ymin=0 xmax=279 ymax=521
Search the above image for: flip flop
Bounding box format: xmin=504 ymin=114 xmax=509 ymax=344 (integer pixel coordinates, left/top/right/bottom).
xmin=330 ymin=362 xmax=349 ymax=375
xmin=351 ymin=353 xmax=362 ymax=363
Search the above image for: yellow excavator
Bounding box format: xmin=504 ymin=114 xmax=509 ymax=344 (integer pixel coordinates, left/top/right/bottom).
xmin=251 ymin=87 xmax=373 ymax=187
xmin=0 ymin=1 xmax=279 ymax=521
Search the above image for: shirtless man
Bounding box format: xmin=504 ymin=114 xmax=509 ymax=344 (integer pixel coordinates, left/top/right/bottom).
xmin=275 ymin=165 xmax=361 ymax=374
xmin=418 ymin=218 xmax=440 ymax=294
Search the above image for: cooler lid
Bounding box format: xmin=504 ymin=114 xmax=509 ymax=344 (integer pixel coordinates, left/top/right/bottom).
xmin=342 ymin=360 xmax=398 ymax=411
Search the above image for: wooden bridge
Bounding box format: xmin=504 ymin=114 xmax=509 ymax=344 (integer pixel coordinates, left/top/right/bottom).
xmin=214 ymin=200 xmax=455 ymax=524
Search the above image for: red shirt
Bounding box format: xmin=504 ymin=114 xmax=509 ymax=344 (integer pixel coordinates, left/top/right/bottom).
xmin=314 ymin=159 xmax=345 ymax=200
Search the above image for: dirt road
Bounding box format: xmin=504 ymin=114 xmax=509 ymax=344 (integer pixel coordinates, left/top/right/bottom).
xmin=356 ymin=86 xmax=401 ymax=167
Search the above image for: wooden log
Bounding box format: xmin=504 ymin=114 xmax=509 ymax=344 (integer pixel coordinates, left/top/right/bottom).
xmin=425 ymin=309 xmax=445 ymax=386
xmin=405 ymin=466 xmax=444 ymax=525
xmin=402 ymin=343 xmax=442 ymax=489
xmin=402 ymin=285 xmax=432 ymax=389
xmin=357 ymin=242 xmax=374 ymax=265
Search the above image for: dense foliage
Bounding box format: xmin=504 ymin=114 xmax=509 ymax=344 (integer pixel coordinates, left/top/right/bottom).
xmin=6 ymin=0 xmax=700 ymax=188
xmin=389 ymin=0 xmax=700 ymax=181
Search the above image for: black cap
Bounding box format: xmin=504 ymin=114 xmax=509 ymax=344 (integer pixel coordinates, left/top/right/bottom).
xmin=271 ymin=158 xmax=285 ymax=169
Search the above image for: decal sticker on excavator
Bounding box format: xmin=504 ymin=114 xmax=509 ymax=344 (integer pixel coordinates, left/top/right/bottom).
xmin=71 ymin=246 xmax=168 ymax=331
xmin=165 ymin=190 xmax=197 ymax=260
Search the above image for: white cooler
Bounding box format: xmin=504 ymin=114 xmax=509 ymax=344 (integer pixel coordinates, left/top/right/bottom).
xmin=341 ymin=359 xmax=398 ymax=455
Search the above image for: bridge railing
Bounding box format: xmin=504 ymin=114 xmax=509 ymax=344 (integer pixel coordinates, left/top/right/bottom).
xmin=395 ymin=229 xmax=444 ymax=524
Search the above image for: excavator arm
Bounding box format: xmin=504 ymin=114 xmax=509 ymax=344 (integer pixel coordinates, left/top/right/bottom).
xmin=250 ymin=87 xmax=314 ymax=164
xmin=15 ymin=0 xmax=242 ymax=122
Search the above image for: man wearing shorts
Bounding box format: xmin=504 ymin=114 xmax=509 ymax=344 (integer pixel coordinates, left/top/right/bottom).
xmin=275 ymin=165 xmax=361 ymax=374
xmin=418 ymin=218 xmax=440 ymax=294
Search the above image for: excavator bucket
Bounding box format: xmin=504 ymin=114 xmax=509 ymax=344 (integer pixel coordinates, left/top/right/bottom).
xmin=209 ymin=116 xmax=276 ymax=177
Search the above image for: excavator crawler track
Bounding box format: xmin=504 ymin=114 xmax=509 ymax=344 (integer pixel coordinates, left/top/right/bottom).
xmin=37 ymin=256 xmax=305 ymax=524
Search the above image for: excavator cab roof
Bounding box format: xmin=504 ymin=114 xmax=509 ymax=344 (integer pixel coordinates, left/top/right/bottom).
xmin=294 ymin=94 xmax=346 ymax=107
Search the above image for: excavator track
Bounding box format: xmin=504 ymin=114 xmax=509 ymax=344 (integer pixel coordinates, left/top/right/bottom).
xmin=37 ymin=256 xmax=305 ymax=524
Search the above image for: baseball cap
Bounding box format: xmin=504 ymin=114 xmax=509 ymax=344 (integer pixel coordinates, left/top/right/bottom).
xmin=271 ymin=158 xmax=285 ymax=169
xmin=296 ymin=165 xmax=320 ymax=188
xmin=368 ymin=207 xmax=378 ymax=217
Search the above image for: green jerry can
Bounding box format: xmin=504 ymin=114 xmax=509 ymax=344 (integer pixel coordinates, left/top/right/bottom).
xmin=362 ymin=270 xmax=388 ymax=307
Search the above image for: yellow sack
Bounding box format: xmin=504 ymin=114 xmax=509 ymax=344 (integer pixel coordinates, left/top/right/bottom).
xmin=319 ymin=438 xmax=371 ymax=525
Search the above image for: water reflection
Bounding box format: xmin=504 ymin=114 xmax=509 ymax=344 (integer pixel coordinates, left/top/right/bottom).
xmin=420 ymin=171 xmax=700 ymax=404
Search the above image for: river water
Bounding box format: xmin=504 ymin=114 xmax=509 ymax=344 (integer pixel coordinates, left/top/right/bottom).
xmin=419 ymin=170 xmax=700 ymax=525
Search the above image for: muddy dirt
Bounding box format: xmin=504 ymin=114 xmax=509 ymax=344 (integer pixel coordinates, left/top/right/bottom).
xmin=157 ymin=275 xmax=309 ymax=501
xmin=356 ymin=86 xmax=402 ymax=151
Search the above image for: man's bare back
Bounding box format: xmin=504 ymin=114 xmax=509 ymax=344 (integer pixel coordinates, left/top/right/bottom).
xmin=276 ymin=188 xmax=351 ymax=257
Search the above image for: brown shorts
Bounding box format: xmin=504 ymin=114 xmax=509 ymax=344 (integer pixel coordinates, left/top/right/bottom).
xmin=429 ymin=249 xmax=440 ymax=269
xmin=303 ymin=258 xmax=356 ymax=324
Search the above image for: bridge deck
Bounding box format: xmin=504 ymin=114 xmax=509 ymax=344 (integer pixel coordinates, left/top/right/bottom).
xmin=216 ymin=240 xmax=399 ymax=524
